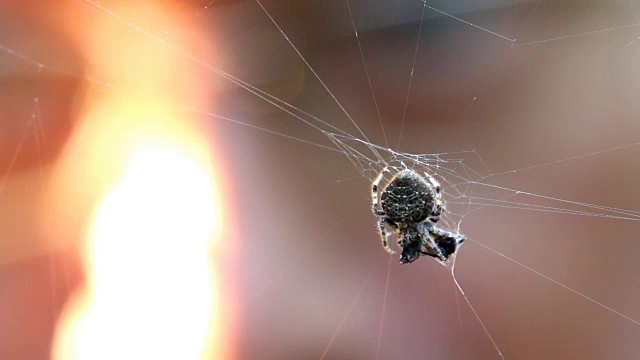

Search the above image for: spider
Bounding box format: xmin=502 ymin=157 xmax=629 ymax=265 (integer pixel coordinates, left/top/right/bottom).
xmin=371 ymin=167 xmax=465 ymax=264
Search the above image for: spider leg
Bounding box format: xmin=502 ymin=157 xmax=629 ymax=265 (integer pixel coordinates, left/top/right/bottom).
xmin=424 ymin=171 xmax=445 ymax=222
xmin=418 ymin=221 xmax=465 ymax=261
xmin=378 ymin=217 xmax=398 ymax=254
xmin=372 ymin=167 xmax=388 ymax=216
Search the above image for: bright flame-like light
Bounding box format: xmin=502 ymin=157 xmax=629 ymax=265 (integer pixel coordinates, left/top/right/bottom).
xmin=48 ymin=2 xmax=231 ymax=359
xmin=54 ymin=144 xmax=219 ymax=360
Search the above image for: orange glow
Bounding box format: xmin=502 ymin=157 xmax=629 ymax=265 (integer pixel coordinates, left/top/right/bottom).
xmin=53 ymin=141 xmax=221 ymax=360
xmin=48 ymin=2 xmax=231 ymax=359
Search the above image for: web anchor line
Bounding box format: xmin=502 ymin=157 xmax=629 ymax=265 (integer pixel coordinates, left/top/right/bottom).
xmin=254 ymin=0 xmax=385 ymax=163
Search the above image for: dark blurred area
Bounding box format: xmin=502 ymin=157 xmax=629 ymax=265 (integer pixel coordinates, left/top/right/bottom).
xmin=2 ymin=0 xmax=640 ymax=359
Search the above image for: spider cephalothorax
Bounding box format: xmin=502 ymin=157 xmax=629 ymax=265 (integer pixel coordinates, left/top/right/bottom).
xmin=371 ymin=168 xmax=465 ymax=264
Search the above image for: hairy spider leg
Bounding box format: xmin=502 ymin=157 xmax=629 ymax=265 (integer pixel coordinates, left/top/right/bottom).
xmin=371 ymin=166 xmax=388 ymax=216
xmin=372 ymin=167 xmax=397 ymax=254
xmin=378 ymin=217 xmax=398 ymax=254
xmin=423 ymin=171 xmax=444 ymax=221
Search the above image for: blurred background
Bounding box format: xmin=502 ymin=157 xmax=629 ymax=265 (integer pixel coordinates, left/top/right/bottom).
xmin=1 ymin=0 xmax=640 ymax=359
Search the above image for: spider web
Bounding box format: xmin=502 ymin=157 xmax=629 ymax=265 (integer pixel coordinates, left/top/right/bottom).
xmin=2 ymin=0 xmax=640 ymax=359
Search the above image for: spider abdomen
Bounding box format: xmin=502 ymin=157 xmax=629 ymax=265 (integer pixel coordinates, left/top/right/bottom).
xmin=380 ymin=170 xmax=435 ymax=223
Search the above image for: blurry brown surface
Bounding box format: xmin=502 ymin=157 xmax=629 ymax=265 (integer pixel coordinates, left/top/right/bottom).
xmin=0 ymin=3 xmax=85 ymax=357
xmin=0 ymin=251 xmax=81 ymax=359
